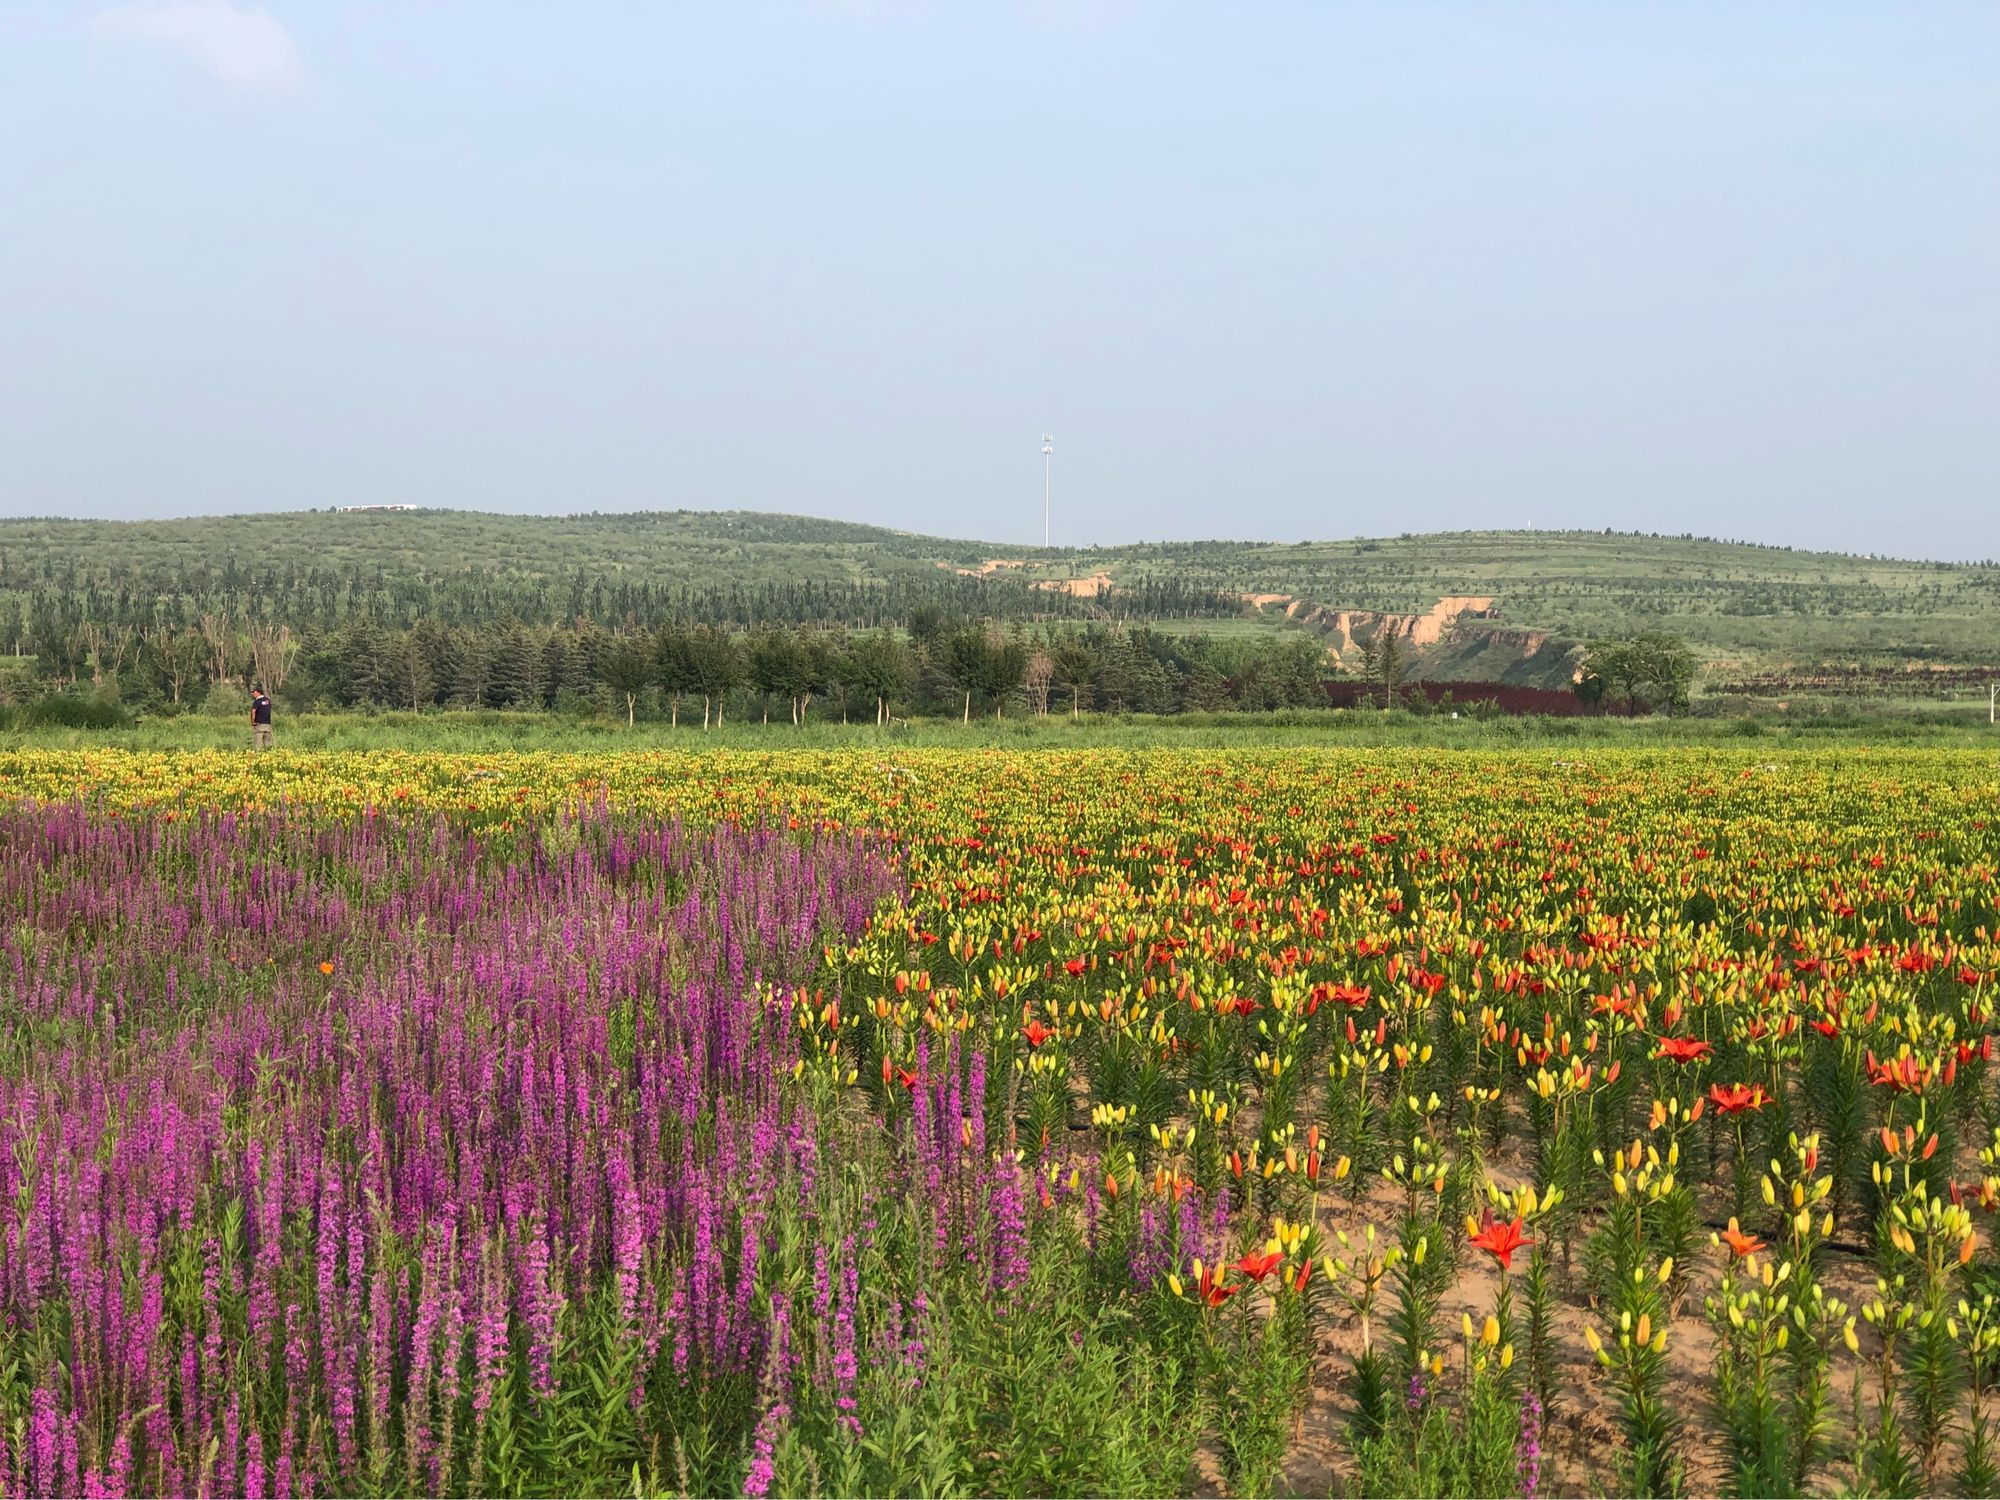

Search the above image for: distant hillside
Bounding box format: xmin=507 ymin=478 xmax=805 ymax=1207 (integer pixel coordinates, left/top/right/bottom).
xmin=6 ymin=508 xmax=2000 ymax=689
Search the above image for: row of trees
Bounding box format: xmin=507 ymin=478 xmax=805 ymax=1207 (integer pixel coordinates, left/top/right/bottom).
xmin=0 ymin=561 xmax=1241 ymax=644
xmin=4 ymin=613 xmax=1338 ymax=724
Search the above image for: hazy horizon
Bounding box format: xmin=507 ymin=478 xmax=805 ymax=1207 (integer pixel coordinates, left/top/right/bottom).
xmin=4 ymin=3 xmax=1996 ymax=557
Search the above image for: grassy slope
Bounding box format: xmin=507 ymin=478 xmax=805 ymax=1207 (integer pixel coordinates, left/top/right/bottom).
xmin=0 ymin=509 xmax=951 ymax=589
xmin=8 ymin=509 xmax=1999 ymax=677
xmin=10 ymin=705 xmax=2000 ymax=754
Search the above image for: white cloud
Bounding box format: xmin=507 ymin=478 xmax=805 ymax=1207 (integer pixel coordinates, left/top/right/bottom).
xmin=92 ymin=0 xmax=303 ymax=94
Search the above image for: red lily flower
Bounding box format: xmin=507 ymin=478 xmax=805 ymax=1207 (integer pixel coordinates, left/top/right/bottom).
xmin=1707 ymin=1082 xmax=1768 ymax=1115
xmin=1865 ymin=1051 xmax=1932 ymax=1093
xmin=1468 ymin=1210 xmax=1532 ymax=1272
xmin=1720 ymin=1217 xmax=1764 ymax=1258
xmin=1655 ymin=1036 xmax=1712 ymax=1064
xmin=1195 ymin=1263 xmax=1239 ymax=1307
xmin=1023 ymin=1020 xmax=1056 ymax=1049
xmin=1234 ymin=1251 xmax=1284 ymax=1283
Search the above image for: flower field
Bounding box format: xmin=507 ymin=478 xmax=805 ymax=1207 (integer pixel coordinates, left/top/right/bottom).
xmin=2 ymin=747 xmax=1999 ymax=1497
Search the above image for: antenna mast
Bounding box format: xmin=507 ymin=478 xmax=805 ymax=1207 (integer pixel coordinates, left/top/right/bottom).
xmin=1041 ymin=434 xmax=1054 ymax=548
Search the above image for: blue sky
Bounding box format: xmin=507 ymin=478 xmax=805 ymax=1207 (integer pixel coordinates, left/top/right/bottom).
xmin=2 ymin=2 xmax=1995 ymax=557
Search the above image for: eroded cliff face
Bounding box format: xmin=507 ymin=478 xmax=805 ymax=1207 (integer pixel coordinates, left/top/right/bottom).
xmin=1298 ymin=597 xmax=1498 ymax=662
xmin=935 ymin=564 xmax=1580 ymax=686
xmin=1238 ymin=593 xmax=1580 ymax=686
xmin=1471 ymin=625 xmax=1558 ymax=656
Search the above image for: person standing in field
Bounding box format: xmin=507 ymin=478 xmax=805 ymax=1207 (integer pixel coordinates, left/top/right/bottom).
xmin=251 ymin=686 xmax=274 ymax=750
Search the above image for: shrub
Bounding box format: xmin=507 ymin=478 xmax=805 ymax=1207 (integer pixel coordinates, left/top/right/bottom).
xmin=15 ymin=694 xmax=133 ymax=729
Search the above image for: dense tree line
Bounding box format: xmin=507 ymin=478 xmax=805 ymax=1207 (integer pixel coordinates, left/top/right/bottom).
xmin=1 ymin=606 xmax=1334 ymax=723
xmin=0 ymin=552 xmax=1240 ymax=646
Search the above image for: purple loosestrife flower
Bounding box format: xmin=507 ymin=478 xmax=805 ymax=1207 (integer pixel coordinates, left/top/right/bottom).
xmin=743 ymin=1290 xmax=794 ymax=1498
xmin=471 ymin=1240 xmax=509 ymax=1419
xmin=432 ymin=1278 xmax=467 ymax=1492
xmin=28 ymin=1384 xmax=58 ymax=1497
xmin=669 ymin=1283 xmax=690 ymax=1378
xmin=966 ymin=1052 xmax=987 ymax=1159
xmin=742 ymin=1409 xmax=785 ymax=1500
xmin=608 ymin=1149 xmax=643 ymax=1329
xmin=0 ymin=805 xmax=894 ymax=1497
xmin=221 ymin=1391 xmax=242 ymax=1499
xmin=1208 ymin=1184 xmax=1232 ymax=1265
xmin=404 ymin=1228 xmax=450 ymax=1491
xmin=787 ymin=1108 xmax=818 ymax=1208
xmin=692 ymin=1182 xmax=721 ymax=1369
xmin=105 ymin=1428 xmax=133 ymax=1498
xmin=985 ymin=1159 xmax=1030 ymax=1295
xmin=812 ymin=1242 xmax=832 ymax=1322
xmin=516 ymin=1215 xmax=558 ymax=1401
xmin=1517 ymin=1390 xmax=1543 ymax=1499
xmin=1129 ymin=1205 xmax=1169 ymax=1292
xmin=367 ymin=1254 xmax=396 ymax=1465
xmin=831 ymin=1239 xmax=863 ymax=1440
xmin=903 ymin=1289 xmax=930 ymax=1386
xmin=1174 ymin=1186 xmax=1202 ymax=1279
xmin=244 ymin=1426 xmax=265 ymax=1500
xmin=60 ymin=1405 xmax=80 ymax=1500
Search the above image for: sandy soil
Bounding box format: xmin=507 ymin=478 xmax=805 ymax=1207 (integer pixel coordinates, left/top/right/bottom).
xmin=1192 ymin=1150 xmax=1905 ymax=1498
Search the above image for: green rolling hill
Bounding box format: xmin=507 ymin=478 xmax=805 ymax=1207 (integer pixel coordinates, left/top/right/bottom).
xmin=5 ymin=509 xmax=1999 ymax=693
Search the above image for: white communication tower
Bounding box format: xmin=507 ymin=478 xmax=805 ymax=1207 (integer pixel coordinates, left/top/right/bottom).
xmin=1041 ymin=434 xmax=1054 ymax=548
